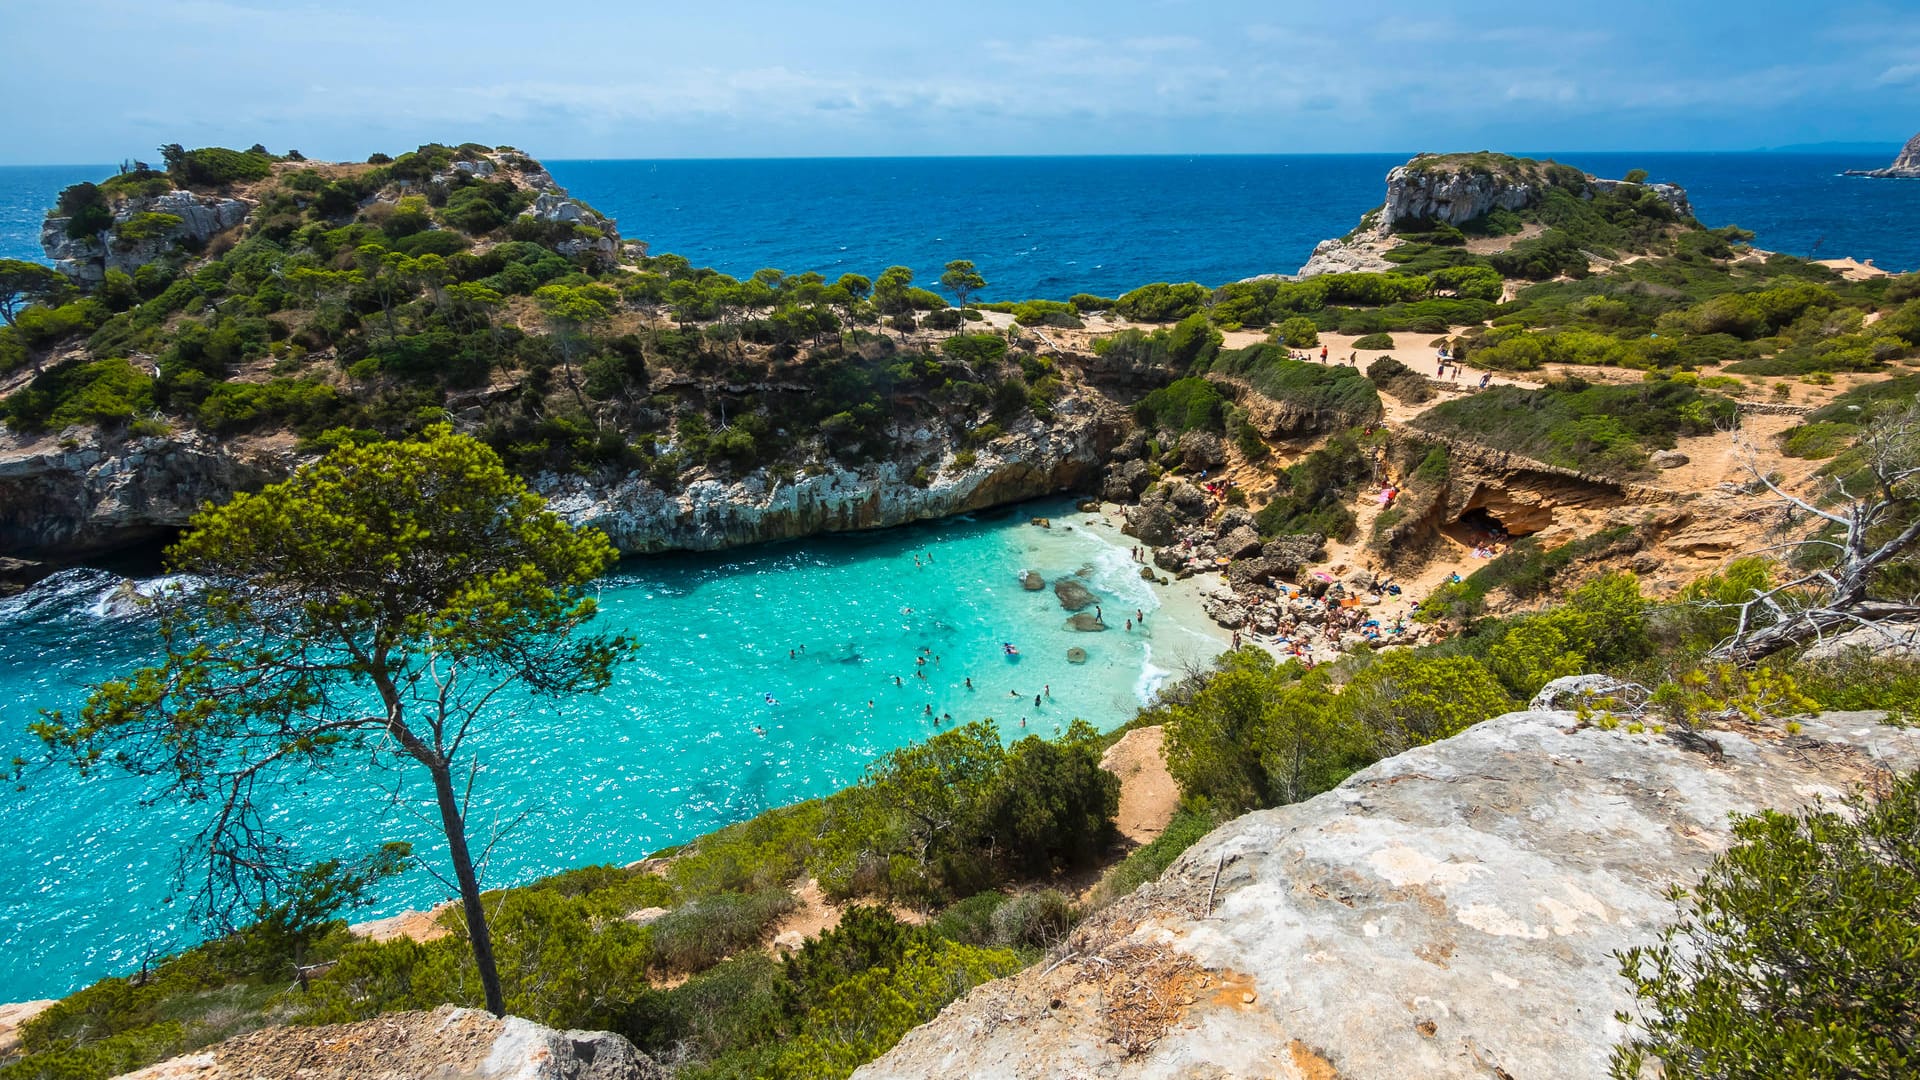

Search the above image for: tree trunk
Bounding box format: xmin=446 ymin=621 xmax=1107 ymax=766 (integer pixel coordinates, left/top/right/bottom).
xmin=1710 ymin=600 xmax=1920 ymax=665
xmin=428 ymin=761 xmax=505 ymax=1016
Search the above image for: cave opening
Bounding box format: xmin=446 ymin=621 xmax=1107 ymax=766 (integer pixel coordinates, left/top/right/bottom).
xmin=1452 ymin=504 xmax=1549 ymax=543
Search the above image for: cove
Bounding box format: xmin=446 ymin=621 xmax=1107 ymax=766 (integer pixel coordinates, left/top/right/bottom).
xmin=0 ymin=497 xmax=1220 ymax=1001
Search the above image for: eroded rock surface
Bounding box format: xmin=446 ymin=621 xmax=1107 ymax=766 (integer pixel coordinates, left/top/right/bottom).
xmin=856 ymin=708 xmax=1919 ymax=1080
xmin=113 ymin=1005 xmax=660 ymax=1080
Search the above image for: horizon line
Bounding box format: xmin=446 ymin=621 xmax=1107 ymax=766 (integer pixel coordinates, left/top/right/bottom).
xmin=0 ymin=146 xmax=1900 ymax=170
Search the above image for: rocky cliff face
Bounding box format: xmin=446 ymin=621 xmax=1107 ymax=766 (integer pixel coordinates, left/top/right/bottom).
xmin=0 ymin=430 xmax=287 ymax=559
xmin=113 ymin=1005 xmax=660 ymax=1080
xmin=0 ymin=396 xmax=1118 ymax=562
xmin=1377 ymin=157 xmax=1692 ymax=233
xmin=541 ymin=395 xmax=1119 ymax=552
xmin=42 ymin=190 xmax=251 ymax=284
xmin=856 ymin=705 xmax=1919 ymax=1080
xmin=1845 ymin=131 xmax=1920 ymax=178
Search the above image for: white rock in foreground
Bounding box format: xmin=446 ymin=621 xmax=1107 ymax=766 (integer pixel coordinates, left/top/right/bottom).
xmin=114 ymin=1004 xmax=660 ymax=1080
xmin=856 ymin=707 xmax=1919 ymax=1080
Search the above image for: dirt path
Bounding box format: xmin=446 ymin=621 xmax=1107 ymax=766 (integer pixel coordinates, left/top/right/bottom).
xmin=1100 ymin=726 xmax=1177 ymax=846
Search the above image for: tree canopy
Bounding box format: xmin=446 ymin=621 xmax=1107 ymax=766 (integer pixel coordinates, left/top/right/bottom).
xmin=31 ymin=425 xmax=634 ymax=1015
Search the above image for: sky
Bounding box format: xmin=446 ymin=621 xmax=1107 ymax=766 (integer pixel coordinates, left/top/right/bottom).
xmin=2 ymin=0 xmax=1917 ymax=164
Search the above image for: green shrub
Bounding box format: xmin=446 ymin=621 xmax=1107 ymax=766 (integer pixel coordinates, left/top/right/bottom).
xmin=1276 ymin=315 xmax=1320 ymax=347
xmin=1114 ymin=281 xmax=1210 ymax=322
xmin=989 ymin=890 xmax=1075 ymax=949
xmin=1091 ymin=808 xmax=1217 ymax=907
xmin=1135 ymin=376 xmax=1226 ymax=433
xmin=1352 ymin=332 xmax=1395 ymax=350
xmin=1612 ymin=769 xmax=1920 ymax=1080
xmin=651 ymin=888 xmax=798 ymax=973
xmin=1155 ymin=652 xmax=1369 ymax=813
xmin=1781 ymin=421 xmax=1857 ymax=460
xmin=2 ymin=357 xmax=154 ymax=432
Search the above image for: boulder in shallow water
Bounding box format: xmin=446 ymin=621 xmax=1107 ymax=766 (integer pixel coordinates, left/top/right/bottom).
xmin=1066 ymin=647 xmax=1088 ymax=664
xmin=1021 ymin=570 xmax=1046 ymax=591
xmin=1054 ymin=578 xmax=1097 ymax=611
xmin=1066 ymin=613 xmax=1107 ymax=632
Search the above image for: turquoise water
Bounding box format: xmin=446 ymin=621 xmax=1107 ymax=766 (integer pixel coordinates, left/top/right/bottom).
xmin=0 ymin=500 xmax=1213 ymax=1000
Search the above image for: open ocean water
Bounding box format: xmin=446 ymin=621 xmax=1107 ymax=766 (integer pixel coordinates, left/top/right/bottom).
xmin=3 ymin=153 xmax=1917 ymax=298
xmin=0 ymin=151 xmax=1915 ymax=1000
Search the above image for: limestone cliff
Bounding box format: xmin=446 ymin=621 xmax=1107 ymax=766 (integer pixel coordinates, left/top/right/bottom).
xmin=856 ymin=706 xmax=1919 ymax=1079
xmin=42 ymin=190 xmax=250 ymax=285
xmin=0 ymin=429 xmax=289 ymax=559
xmin=113 ymin=1004 xmax=660 ymax=1080
xmin=0 ymin=390 xmax=1120 ymax=560
xmin=541 ymin=394 xmax=1118 ymax=552
xmin=1845 ymin=131 xmax=1920 ymax=178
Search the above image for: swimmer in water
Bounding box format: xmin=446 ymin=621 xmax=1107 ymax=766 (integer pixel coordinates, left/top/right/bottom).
xmin=1044 ymin=685 xmax=1051 ymax=699
xmin=1126 ymin=619 xmax=1132 ymax=631
xmin=925 ymin=704 xmax=933 ymax=716
xmin=753 ymin=725 xmax=766 ymax=736
xmin=789 ymin=649 xmax=795 ymax=660
xmin=965 ymin=677 xmax=973 ymax=689
xmin=1020 ymin=717 xmax=1027 ymax=728
xmin=867 ymin=700 xmax=874 ymax=709
xmin=1034 ymin=694 xmax=1042 ymax=707
xmin=895 ymin=675 xmax=903 ymax=686
xmin=1010 ymin=689 xmax=1021 ymax=698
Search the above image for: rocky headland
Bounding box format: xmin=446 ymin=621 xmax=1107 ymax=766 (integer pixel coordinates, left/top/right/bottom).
xmin=1844 ymin=131 xmax=1920 ymax=178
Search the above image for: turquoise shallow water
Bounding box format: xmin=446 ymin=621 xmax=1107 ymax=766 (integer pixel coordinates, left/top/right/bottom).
xmin=0 ymin=499 xmax=1211 ymax=1000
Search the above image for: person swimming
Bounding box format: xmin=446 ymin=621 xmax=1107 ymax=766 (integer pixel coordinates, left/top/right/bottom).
xmin=965 ymin=677 xmax=973 ymax=689
xmin=753 ymin=725 xmax=766 ymax=736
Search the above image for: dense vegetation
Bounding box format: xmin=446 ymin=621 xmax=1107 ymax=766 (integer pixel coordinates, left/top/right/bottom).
xmin=1413 ymin=375 xmax=1734 ymax=476
xmin=0 ymin=145 xmax=1065 ymax=489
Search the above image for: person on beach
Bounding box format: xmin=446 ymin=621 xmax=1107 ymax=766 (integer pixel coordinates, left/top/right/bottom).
xmin=1479 ymin=371 xmax=1492 ymax=388
xmin=1320 ymin=345 xmax=1329 ymax=362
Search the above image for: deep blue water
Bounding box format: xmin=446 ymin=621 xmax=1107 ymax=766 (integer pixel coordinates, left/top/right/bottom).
xmin=3 ymin=154 xmax=1916 ymax=299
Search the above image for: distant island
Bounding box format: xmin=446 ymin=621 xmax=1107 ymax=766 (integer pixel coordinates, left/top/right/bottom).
xmin=1844 ymin=131 xmax=1920 ymax=178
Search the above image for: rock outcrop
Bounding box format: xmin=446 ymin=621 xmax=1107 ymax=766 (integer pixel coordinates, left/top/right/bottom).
xmin=0 ymin=429 xmax=288 ymax=559
xmin=856 ymin=707 xmax=1920 ymax=1080
xmin=1377 ymin=155 xmax=1692 ymax=233
xmin=540 ymin=399 xmax=1116 ymax=554
xmin=42 ymin=190 xmax=250 ymax=284
xmin=1844 ymin=132 xmax=1920 ymax=179
xmin=113 ymin=1005 xmax=660 ymax=1080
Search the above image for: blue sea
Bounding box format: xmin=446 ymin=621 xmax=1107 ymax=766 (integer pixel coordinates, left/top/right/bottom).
xmin=2 ymin=154 xmax=1916 ymax=299
xmin=0 ymin=501 xmax=1217 ymax=1000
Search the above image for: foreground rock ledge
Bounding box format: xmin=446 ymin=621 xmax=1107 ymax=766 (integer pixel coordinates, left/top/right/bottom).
xmin=115 ymin=1004 xmax=660 ymax=1080
xmin=856 ymin=708 xmax=1920 ymax=1080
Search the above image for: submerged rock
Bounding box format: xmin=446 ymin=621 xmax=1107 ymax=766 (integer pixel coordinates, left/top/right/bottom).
xmin=1054 ymin=577 xmax=1096 ymax=611
xmin=1065 ymin=613 xmax=1106 ymax=632
xmin=1021 ymin=570 xmax=1046 ymax=591
xmin=1066 ymin=647 xmax=1089 ymax=664
xmin=856 ymin=707 xmax=1920 ymax=1080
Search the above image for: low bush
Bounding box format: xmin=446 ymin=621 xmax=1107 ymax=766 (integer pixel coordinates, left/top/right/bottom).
xmin=1351 ymin=332 xmax=1395 ymax=350
xmin=650 ymin=888 xmax=798 ymax=973
xmin=1612 ymin=769 xmax=1920 ymax=1080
